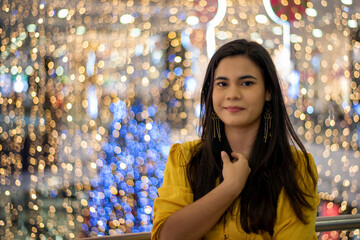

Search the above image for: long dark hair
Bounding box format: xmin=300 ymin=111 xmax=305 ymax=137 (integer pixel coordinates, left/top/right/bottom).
xmin=187 ymin=39 xmax=317 ymax=234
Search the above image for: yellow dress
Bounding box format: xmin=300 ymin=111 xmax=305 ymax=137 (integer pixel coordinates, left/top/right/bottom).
xmin=151 ymin=140 xmax=319 ymax=240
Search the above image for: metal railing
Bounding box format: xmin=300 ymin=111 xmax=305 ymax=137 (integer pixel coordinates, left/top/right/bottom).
xmin=82 ymin=215 xmax=360 ymax=240
xmin=315 ymin=214 xmax=360 ymax=231
xmin=83 ymin=232 xmax=150 ymax=240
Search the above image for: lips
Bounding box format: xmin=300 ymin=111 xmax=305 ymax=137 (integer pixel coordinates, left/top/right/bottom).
xmin=224 ymin=106 xmax=245 ymax=112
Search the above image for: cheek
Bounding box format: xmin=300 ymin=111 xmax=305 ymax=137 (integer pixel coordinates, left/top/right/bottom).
xmin=247 ymin=91 xmax=265 ymax=110
xmin=211 ymin=91 xmax=219 ymax=105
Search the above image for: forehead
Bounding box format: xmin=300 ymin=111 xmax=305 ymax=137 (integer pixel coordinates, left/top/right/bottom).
xmin=214 ymin=55 xmax=262 ymax=76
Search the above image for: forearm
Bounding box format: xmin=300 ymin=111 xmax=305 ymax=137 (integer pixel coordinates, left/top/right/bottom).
xmin=159 ymin=181 xmax=240 ymax=240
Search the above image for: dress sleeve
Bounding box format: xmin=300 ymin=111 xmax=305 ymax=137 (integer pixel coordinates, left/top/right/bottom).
xmin=272 ymin=153 xmax=320 ymax=240
xmin=151 ymin=143 xmax=194 ymax=240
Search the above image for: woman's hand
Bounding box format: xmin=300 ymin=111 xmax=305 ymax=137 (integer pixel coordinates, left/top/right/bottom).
xmin=158 ymin=150 xmax=250 ymax=240
xmin=221 ymin=151 xmax=251 ymax=195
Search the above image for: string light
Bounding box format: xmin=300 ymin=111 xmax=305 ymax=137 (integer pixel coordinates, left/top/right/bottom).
xmin=0 ymin=0 xmax=359 ymax=239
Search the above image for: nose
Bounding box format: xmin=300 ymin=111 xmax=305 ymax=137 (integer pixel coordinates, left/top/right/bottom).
xmin=226 ymin=86 xmax=241 ymax=100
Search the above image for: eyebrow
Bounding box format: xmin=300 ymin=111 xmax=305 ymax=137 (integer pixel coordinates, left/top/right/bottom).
xmin=214 ymin=75 xmax=257 ymax=81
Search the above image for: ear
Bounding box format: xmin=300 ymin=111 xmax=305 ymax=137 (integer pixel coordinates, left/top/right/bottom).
xmin=265 ymin=91 xmax=271 ymax=101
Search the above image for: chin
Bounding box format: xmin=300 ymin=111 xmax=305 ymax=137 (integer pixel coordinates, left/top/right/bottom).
xmin=224 ymin=122 xmax=247 ymax=128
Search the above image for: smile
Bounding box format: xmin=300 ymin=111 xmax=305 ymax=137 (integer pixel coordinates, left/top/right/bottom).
xmin=224 ymin=106 xmax=245 ymax=112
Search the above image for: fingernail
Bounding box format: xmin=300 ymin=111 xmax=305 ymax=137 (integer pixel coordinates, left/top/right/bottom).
xmin=221 ymin=151 xmax=225 ymax=157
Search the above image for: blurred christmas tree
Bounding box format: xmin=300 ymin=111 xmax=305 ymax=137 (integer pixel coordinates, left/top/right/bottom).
xmin=84 ymin=99 xmax=171 ymax=236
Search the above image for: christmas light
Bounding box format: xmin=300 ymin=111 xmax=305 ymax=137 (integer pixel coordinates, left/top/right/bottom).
xmin=0 ymin=0 xmax=359 ymax=239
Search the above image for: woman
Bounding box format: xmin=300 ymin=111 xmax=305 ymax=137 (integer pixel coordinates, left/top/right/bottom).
xmin=151 ymin=39 xmax=319 ymax=239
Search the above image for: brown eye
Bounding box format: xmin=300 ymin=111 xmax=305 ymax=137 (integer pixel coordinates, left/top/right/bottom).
xmin=242 ymin=81 xmax=254 ymax=86
xmin=216 ymin=82 xmax=227 ymax=87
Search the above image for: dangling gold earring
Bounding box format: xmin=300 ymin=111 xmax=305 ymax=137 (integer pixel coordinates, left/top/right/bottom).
xmin=212 ymin=112 xmax=221 ymax=142
xmin=264 ymin=102 xmax=272 ymax=143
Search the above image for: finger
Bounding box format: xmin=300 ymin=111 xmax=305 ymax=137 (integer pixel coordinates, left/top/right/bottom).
xmin=221 ymin=151 xmax=231 ymax=164
xmin=230 ymin=152 xmax=245 ymax=159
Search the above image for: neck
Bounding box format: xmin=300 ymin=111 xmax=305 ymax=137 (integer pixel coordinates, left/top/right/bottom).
xmin=224 ymin=126 xmax=259 ymax=159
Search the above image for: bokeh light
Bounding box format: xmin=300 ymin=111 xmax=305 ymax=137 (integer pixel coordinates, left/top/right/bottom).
xmin=0 ymin=0 xmax=359 ymax=239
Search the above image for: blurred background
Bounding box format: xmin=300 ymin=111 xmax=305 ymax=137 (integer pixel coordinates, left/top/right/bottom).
xmin=0 ymin=0 xmax=359 ymax=239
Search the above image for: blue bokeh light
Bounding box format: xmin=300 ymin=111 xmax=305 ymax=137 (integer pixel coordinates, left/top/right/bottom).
xmin=87 ymin=101 xmax=171 ymax=235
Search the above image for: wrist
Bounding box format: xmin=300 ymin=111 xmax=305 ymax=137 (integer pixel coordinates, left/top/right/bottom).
xmin=220 ymin=179 xmax=243 ymax=199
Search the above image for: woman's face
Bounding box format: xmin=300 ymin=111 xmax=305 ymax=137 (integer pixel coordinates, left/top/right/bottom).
xmin=212 ymin=55 xmax=271 ymax=131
